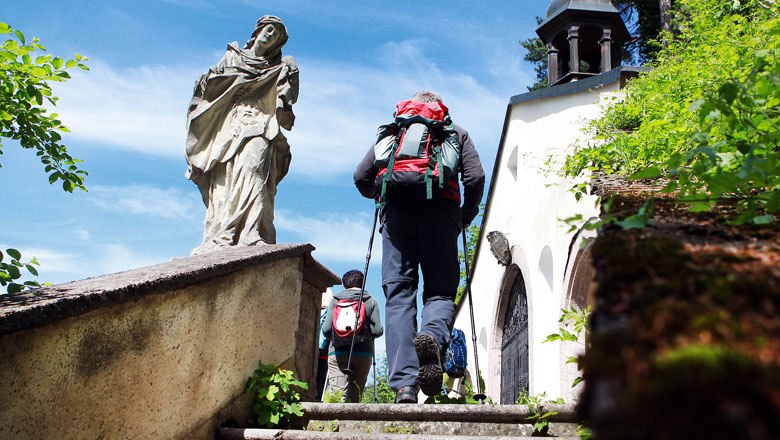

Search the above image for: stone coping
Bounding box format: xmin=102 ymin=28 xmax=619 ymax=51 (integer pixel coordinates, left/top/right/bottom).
xmin=300 ymin=402 xmax=580 ymax=423
xmin=0 ymin=243 xmax=338 ymax=336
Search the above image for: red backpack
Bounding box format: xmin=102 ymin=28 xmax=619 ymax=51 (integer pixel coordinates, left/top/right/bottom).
xmin=373 ymin=99 xmax=462 ymax=204
xmin=331 ymin=299 xmax=370 ymax=347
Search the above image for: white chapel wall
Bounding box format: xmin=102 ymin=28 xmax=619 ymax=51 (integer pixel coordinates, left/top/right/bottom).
xmin=455 ymin=79 xmax=623 ymax=404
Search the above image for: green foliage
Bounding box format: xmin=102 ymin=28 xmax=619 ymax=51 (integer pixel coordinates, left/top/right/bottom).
xmin=307 ymin=420 xmax=339 ymax=432
xmin=616 ymin=0 xmax=666 ymax=63
xmin=245 ymin=362 xmax=308 ymax=428
xmin=563 ymin=195 xmax=656 ymax=233
xmin=322 ymin=389 xmax=345 ymax=403
xmin=360 ymin=354 xmax=396 ymax=403
xmin=359 ymin=378 xmax=394 ymax=404
xmin=426 ymin=370 xmax=491 ymax=404
xmin=544 ymin=305 xmax=591 ymax=388
xmin=577 ymin=424 xmax=594 ymax=440
xmin=0 ymin=22 xmax=90 ymax=293
xmin=381 ymin=425 xmax=415 ymax=434
xmin=565 ymin=0 xmax=780 ymax=224
xmin=0 ymin=248 xmax=49 ymax=294
xmin=0 ymin=22 xmax=89 ymax=192
xmin=519 ymin=17 xmax=549 ymax=91
xmin=515 ymin=389 xmax=565 ymax=434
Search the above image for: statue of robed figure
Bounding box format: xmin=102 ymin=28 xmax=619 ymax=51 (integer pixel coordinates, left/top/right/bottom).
xmin=185 ymin=16 xmax=299 ymax=255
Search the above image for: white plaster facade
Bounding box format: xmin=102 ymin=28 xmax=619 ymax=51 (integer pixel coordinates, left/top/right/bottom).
xmin=453 ymin=68 xmax=642 ymax=404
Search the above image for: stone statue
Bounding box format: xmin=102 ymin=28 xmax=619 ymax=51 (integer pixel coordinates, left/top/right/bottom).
xmin=185 ymin=16 xmax=299 ymax=255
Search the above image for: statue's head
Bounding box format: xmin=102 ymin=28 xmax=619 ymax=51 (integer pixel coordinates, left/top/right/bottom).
xmin=244 ymin=16 xmax=289 ymax=60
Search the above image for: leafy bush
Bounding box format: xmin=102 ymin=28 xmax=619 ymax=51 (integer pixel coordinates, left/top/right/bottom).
xmin=0 ymin=248 xmax=47 ymax=294
xmin=1 ymin=22 xmax=89 ymax=293
xmin=544 ymin=305 xmax=591 ymax=388
xmin=0 ymin=22 xmax=89 ymax=192
xmin=515 ymin=389 xmax=565 ymax=435
xmin=564 ymin=0 xmax=780 ymax=224
xmin=245 ymin=362 xmax=308 ymax=428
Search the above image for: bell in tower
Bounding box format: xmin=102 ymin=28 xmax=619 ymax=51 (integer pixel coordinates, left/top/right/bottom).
xmin=536 ymin=0 xmax=630 ymax=86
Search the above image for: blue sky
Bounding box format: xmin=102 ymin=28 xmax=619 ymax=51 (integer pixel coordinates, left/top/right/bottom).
xmin=2 ymin=1 xmax=549 ymax=329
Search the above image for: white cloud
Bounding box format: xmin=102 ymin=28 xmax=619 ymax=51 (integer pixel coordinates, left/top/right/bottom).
xmin=75 ymin=228 xmax=91 ymax=241
xmin=6 ymin=246 xmax=82 ymax=275
xmin=7 ymin=243 xmax=173 ymax=285
xmin=276 ymin=209 xmax=381 ymax=265
xmin=52 ymin=60 xmax=195 ymax=157
xmin=50 ymin=40 xmax=510 ymax=182
xmin=94 ymin=243 xmax=164 ymax=276
xmin=88 ymin=184 xmax=198 ymax=220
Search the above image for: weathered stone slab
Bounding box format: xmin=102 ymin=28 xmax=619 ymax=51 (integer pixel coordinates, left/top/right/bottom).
xmin=0 ymin=244 xmax=338 ymax=440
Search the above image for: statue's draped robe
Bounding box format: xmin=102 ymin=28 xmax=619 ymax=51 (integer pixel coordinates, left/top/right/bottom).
xmin=185 ymin=43 xmax=297 ymax=254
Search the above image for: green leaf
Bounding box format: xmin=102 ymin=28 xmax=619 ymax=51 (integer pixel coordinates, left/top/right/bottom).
xmin=616 ymin=215 xmax=648 ymax=230
xmin=265 ymin=384 xmax=279 ymax=400
xmin=629 ymin=165 xmax=662 ymax=180
xmin=719 ymin=82 xmax=739 ymax=104
xmin=751 ymin=215 xmax=773 ymax=225
xmin=0 ymin=23 xmax=11 ymax=34
xmin=6 ymin=249 xmax=21 ymax=261
xmin=7 ymin=265 xmax=21 ymax=279
xmin=14 ymin=29 xmax=25 ymax=45
xmin=687 ymin=201 xmax=713 ymax=213
xmin=8 ymin=283 xmax=24 ymax=294
xmin=25 ymin=264 xmax=39 ymax=276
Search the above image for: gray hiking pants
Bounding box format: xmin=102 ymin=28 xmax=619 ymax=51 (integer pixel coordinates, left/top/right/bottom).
xmin=381 ymin=202 xmax=460 ymax=391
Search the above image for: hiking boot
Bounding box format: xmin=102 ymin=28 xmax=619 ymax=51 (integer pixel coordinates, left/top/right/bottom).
xmin=394 ymin=385 xmax=418 ymax=404
xmin=414 ymin=332 xmax=443 ymax=396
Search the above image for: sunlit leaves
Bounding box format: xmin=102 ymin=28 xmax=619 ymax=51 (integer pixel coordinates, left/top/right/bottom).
xmin=0 ymin=248 xmax=46 ymax=294
xmin=0 ymin=22 xmax=89 ymax=293
xmin=245 ymin=362 xmax=308 ymax=428
xmin=0 ymin=21 xmax=89 ymax=194
xmin=563 ymin=0 xmax=780 ymax=224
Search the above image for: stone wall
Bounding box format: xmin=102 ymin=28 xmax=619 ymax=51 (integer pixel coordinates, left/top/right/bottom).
xmin=579 ymin=183 xmax=780 ymax=439
xmin=0 ymin=244 xmax=339 ymax=440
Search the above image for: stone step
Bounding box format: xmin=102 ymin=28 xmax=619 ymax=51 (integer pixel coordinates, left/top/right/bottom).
xmin=300 ymin=402 xmax=579 ymax=423
xmin=218 ymin=428 xmax=581 ymax=440
xmin=217 ymin=403 xmax=582 ymax=439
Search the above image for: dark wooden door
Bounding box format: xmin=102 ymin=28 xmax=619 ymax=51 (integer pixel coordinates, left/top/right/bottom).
xmin=500 ymin=272 xmax=529 ymax=404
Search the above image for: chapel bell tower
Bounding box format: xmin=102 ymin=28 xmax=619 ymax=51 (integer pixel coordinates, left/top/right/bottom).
xmin=536 ymin=0 xmax=630 ymax=86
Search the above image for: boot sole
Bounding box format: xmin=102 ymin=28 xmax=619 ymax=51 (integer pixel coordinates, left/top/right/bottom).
xmin=414 ymin=333 xmax=443 ymax=396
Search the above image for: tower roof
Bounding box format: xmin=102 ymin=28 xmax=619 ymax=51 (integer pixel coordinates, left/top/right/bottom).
xmin=537 ymin=0 xmax=629 ymax=44
xmin=545 ymin=0 xmax=620 ymax=18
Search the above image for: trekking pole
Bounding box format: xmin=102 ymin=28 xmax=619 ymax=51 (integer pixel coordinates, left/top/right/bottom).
xmin=345 ymin=206 xmax=380 ymax=387
xmin=461 ymin=230 xmax=487 ymax=402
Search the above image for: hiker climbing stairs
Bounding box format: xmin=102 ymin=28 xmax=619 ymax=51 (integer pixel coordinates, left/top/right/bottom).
xmin=217 ymin=402 xmax=581 ymax=439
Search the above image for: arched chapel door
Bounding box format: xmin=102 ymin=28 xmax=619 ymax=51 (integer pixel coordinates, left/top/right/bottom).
xmin=500 ymin=271 xmax=529 ymax=404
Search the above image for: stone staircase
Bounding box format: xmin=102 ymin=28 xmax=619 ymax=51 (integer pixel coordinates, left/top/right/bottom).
xmin=217 ymin=402 xmax=581 ymax=439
